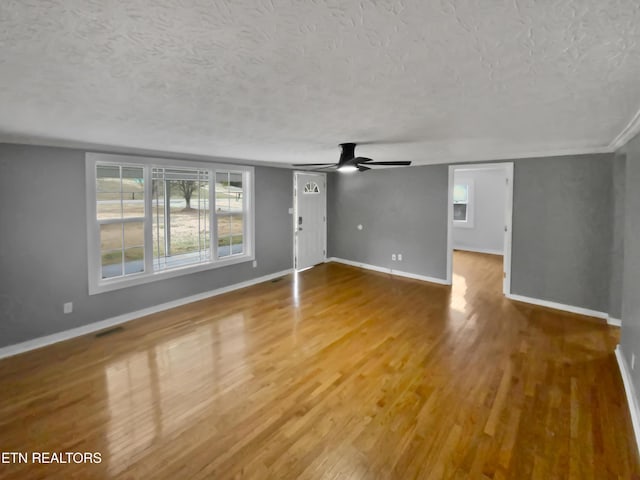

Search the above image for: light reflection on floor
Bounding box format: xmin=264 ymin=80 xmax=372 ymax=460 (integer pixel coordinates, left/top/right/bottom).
xmin=450 ymin=273 xmax=468 ymax=313
xmin=105 ymin=315 xmax=250 ymax=475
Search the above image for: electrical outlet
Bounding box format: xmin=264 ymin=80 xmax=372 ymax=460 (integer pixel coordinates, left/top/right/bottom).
xmin=252 ymin=260 xmax=257 ymax=268
xmin=398 ymin=254 xmax=403 ymax=261
xmin=391 ymin=254 xmax=396 ymax=261
xmin=63 ymin=302 xmax=73 ymax=314
xmin=633 ymin=353 xmax=636 ymax=370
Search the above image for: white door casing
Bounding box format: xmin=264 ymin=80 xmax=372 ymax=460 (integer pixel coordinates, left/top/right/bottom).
xmin=294 ymin=172 xmax=327 ymax=270
xmin=446 ymin=162 xmax=514 ymax=295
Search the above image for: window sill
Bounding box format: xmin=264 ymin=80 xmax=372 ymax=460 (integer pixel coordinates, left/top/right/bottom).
xmin=89 ymin=253 xmax=255 ymax=295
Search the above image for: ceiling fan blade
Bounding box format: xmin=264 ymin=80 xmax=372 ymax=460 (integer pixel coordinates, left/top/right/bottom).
xmin=354 ymin=157 xmax=373 ymax=163
xmin=292 ymin=163 xmax=337 ymax=167
xmin=357 ymin=165 xmax=371 ymax=172
xmin=364 ymin=161 xmax=412 ymax=166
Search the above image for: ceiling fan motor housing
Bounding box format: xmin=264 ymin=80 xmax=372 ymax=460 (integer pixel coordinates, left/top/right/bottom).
xmin=339 ymin=143 xmax=356 ymax=164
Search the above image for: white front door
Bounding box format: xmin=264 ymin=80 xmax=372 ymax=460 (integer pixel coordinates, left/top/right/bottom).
xmin=294 ymin=172 xmax=326 ymax=270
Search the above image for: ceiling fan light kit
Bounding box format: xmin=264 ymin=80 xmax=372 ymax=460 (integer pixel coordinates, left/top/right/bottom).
xmin=293 ymin=143 xmax=412 ymax=173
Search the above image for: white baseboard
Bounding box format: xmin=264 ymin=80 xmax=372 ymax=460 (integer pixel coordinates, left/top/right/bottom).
xmin=327 ymin=257 xmax=450 ymax=286
xmin=505 ymin=293 xmax=608 ymax=319
xmin=0 ymin=269 xmax=293 ymax=360
xmin=453 ymin=246 xmax=504 ymax=256
xmin=615 ymin=345 xmax=640 ymax=456
xmin=607 ymin=316 xmax=622 ymax=327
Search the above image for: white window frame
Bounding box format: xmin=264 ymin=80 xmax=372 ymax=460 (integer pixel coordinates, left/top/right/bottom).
xmin=86 ymin=153 xmax=255 ymax=295
xmin=452 ymin=178 xmax=474 ymax=229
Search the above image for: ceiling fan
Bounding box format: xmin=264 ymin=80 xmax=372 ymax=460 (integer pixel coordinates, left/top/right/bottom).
xmin=293 ymin=143 xmax=412 ymax=172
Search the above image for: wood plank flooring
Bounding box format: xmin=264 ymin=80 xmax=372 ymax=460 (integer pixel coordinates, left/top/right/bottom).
xmin=0 ymin=251 xmax=637 ymax=479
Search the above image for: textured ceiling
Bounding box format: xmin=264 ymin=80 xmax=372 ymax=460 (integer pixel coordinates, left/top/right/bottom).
xmin=1 ymin=0 xmax=640 ymax=166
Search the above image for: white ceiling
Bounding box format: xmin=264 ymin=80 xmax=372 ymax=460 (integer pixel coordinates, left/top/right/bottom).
xmin=1 ymin=0 xmax=640 ymax=166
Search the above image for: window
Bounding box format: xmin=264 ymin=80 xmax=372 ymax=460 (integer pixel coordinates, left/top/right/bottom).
xmin=304 ymin=181 xmax=320 ymax=194
xmin=453 ymin=180 xmax=474 ymax=228
xmin=96 ymin=164 xmax=146 ymax=279
xmin=152 ymin=167 xmax=211 ymax=271
xmin=87 ymin=154 xmax=254 ymax=294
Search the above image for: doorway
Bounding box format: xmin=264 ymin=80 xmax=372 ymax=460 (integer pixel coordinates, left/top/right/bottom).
xmin=293 ymin=171 xmax=327 ymax=271
xmin=446 ymin=163 xmax=514 ymax=295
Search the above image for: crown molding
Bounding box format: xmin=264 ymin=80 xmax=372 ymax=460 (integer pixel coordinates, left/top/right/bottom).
xmin=610 ymin=107 xmax=640 ymax=151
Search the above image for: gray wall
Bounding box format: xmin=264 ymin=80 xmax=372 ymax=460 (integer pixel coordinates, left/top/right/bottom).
xmin=328 ymin=153 xmax=614 ymax=313
xmin=0 ymin=144 xmax=293 ymax=347
xmin=328 ymin=164 xmax=449 ymax=280
xmin=620 ymin=132 xmax=640 ymax=394
xmin=452 ymin=167 xmax=507 ymax=254
xmin=510 ymin=153 xmax=613 ymax=312
xmin=609 ymin=153 xmax=626 ymax=320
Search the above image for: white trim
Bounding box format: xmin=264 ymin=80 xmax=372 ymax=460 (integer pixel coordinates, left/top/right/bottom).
xmin=452 ymin=164 xmax=512 ymax=173
xmin=446 ymin=166 xmax=454 ymax=285
xmin=610 ymin=107 xmax=640 ymax=151
xmin=505 ymin=293 xmax=608 ymax=319
xmin=615 ymin=345 xmax=640 ymax=456
xmin=0 ymin=269 xmax=293 ymax=360
xmin=607 ymin=316 xmax=622 ymax=327
xmin=503 ymin=162 xmax=514 ymax=295
xmin=327 ymin=257 xmax=450 ymax=285
xmin=453 ymin=246 xmax=504 ymax=256
xmin=447 ymin=162 xmax=513 ymax=295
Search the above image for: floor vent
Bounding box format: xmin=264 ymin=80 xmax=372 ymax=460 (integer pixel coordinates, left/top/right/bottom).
xmin=95 ymin=326 xmax=124 ymax=338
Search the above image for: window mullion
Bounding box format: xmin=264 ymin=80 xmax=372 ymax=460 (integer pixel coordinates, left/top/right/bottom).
xmin=211 ymin=169 xmax=218 ymax=261
xmin=97 ymin=217 xmax=145 ymax=225
xmin=164 ymin=179 xmax=171 ymax=258
xmin=143 ymin=166 xmax=153 ymax=274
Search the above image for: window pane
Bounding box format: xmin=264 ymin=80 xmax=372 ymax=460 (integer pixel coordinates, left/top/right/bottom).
xmin=101 ymin=223 xmax=122 ymax=252
xmin=229 ymin=173 xmax=243 ymax=212
xmin=97 ymin=165 xmax=121 ymax=192
xmin=101 ymin=251 xmax=123 ymax=279
xmin=124 ymin=222 xmax=144 ymax=248
xmin=123 ymin=195 xmax=144 ymax=218
xmin=124 ymin=247 xmax=144 ymax=274
xmin=453 ymin=204 xmax=467 ymax=221
xmin=97 ymin=192 xmax=122 ymax=220
xmin=122 ymin=166 xmax=143 ymax=181
xmin=217 ymin=215 xmax=231 ymax=258
xmin=230 ymin=234 xmax=244 ymax=255
xmin=453 ymin=184 xmax=468 ymax=203
xmin=230 ymin=213 xmax=243 ymax=237
xmin=216 ymin=172 xmax=230 ymax=212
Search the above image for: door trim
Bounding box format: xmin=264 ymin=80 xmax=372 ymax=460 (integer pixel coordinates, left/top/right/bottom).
xmin=446 ymin=162 xmax=514 ymax=295
xmin=293 ymin=171 xmax=327 ymax=271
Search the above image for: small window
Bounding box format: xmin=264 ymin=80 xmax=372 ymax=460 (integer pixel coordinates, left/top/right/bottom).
xmin=453 ymin=184 xmax=468 ymax=221
xmin=304 ymin=181 xmax=320 ymax=194
xmin=453 ymin=181 xmax=474 ymax=228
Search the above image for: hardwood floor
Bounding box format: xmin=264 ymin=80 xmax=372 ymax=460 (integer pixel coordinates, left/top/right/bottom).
xmin=0 ymin=251 xmax=637 ymax=479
